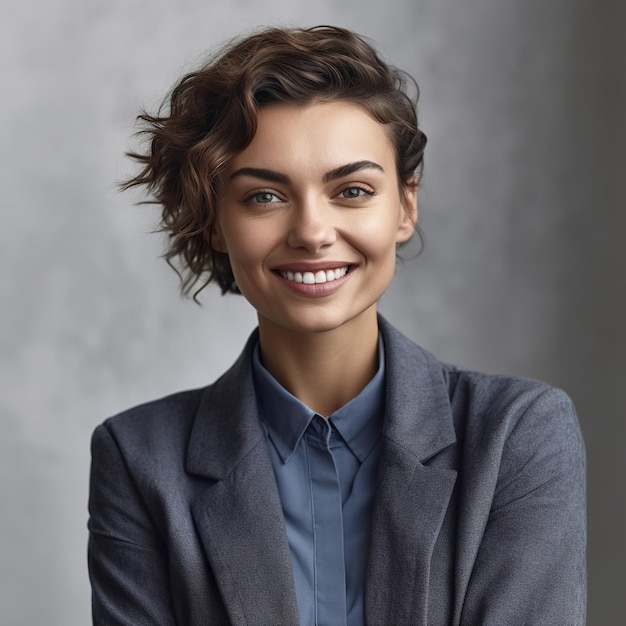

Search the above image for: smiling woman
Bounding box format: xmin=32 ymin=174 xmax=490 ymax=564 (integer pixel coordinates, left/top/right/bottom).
xmin=212 ymin=101 xmax=416 ymax=415
xmin=88 ymin=26 xmax=586 ymax=626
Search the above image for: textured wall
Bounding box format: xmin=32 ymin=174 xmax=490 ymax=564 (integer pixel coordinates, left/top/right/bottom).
xmin=2 ymin=0 xmax=624 ymax=623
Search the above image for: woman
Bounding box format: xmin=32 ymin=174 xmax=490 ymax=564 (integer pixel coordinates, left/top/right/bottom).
xmin=88 ymin=26 xmax=586 ymax=625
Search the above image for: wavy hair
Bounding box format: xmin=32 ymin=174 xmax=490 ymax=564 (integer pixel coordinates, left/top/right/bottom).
xmin=122 ymin=25 xmax=427 ymax=297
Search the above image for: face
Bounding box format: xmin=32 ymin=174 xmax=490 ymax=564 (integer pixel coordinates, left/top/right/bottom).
xmin=212 ymin=100 xmax=417 ymax=338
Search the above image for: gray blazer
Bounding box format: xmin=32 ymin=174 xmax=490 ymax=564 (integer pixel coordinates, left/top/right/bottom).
xmin=88 ymin=316 xmax=586 ymax=625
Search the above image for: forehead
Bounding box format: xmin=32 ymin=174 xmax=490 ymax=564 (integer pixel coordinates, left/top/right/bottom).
xmin=226 ymin=100 xmax=396 ymax=176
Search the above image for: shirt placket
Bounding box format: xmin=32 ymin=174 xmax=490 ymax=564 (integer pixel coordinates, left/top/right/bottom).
xmin=305 ymin=414 xmax=347 ymax=626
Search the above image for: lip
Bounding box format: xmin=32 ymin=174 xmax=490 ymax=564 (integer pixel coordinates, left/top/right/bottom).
xmin=272 ymin=261 xmax=353 ymax=273
xmin=272 ymin=263 xmax=355 ymax=297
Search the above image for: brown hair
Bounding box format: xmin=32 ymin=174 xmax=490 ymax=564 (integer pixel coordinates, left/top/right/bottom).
xmin=122 ymin=25 xmax=427 ymax=297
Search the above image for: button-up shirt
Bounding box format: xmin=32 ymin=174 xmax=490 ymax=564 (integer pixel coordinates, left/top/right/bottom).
xmin=252 ymin=339 xmax=385 ymax=626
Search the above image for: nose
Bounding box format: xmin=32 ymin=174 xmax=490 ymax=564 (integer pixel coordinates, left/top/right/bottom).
xmin=286 ymin=198 xmax=336 ymax=253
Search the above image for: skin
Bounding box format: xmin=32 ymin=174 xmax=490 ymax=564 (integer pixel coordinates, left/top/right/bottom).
xmin=212 ymin=100 xmax=417 ymax=416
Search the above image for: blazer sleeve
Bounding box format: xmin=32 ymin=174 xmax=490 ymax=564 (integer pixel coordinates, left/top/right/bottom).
xmin=460 ymin=387 xmax=586 ymax=625
xmin=88 ymin=423 xmax=178 ymax=626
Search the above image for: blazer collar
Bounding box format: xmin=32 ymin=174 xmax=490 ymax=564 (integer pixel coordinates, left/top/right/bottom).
xmin=378 ymin=315 xmax=456 ymax=461
xmin=186 ymin=316 xmax=456 ymax=477
xmin=186 ymin=328 xmax=262 ymax=480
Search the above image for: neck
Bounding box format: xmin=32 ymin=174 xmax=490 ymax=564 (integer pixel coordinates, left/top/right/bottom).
xmin=257 ymin=309 xmax=380 ymax=416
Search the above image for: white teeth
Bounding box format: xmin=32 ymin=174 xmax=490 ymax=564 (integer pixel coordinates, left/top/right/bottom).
xmin=279 ymin=266 xmax=349 ymax=284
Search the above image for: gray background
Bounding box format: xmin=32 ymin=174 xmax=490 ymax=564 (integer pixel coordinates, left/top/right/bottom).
xmin=2 ymin=0 xmax=624 ymax=623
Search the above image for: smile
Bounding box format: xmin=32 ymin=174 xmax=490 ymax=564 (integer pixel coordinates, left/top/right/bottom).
xmin=278 ymin=266 xmax=350 ymax=284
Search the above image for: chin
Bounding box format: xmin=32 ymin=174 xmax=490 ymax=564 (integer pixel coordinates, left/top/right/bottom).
xmin=259 ymin=305 xmax=377 ymax=337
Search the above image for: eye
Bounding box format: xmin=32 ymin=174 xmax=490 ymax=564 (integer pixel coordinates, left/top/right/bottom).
xmin=338 ymin=186 xmax=373 ymax=199
xmin=245 ymin=191 xmax=281 ymax=204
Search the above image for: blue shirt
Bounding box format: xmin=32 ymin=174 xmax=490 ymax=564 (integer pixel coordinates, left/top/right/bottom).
xmin=252 ymin=339 xmax=385 ymax=626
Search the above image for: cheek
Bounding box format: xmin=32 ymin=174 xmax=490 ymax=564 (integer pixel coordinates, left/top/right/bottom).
xmin=222 ymin=219 xmax=275 ymax=272
xmin=349 ymin=209 xmax=404 ymax=259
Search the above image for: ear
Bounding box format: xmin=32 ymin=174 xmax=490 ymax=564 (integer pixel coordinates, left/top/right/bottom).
xmin=396 ymin=178 xmax=418 ymax=243
xmin=210 ymin=219 xmax=228 ymax=253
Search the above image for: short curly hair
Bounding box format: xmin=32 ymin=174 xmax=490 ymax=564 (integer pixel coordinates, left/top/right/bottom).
xmin=122 ymin=25 xmax=427 ymax=297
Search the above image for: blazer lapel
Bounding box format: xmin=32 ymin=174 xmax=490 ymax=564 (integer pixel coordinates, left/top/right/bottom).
xmin=186 ymin=332 xmax=299 ymax=625
xmin=366 ymin=318 xmax=458 ymax=625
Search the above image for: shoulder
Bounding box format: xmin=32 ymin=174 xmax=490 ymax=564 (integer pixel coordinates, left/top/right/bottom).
xmin=90 ymin=387 xmax=210 ymax=481
xmin=379 ymin=315 xmax=584 ymax=465
xmin=96 ymin=387 xmax=206 ymax=444
xmin=442 ymin=364 xmax=582 ymax=448
xmin=94 ymin=329 xmax=259 ymax=453
xmin=445 ymin=364 xmax=580 ymax=440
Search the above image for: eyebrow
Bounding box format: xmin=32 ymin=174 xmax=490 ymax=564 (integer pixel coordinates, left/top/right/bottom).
xmin=228 ymin=160 xmax=384 ymax=184
xmin=323 ymin=160 xmax=384 ymax=182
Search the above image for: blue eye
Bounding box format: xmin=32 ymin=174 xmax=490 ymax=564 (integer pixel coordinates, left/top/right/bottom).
xmin=254 ymin=191 xmax=278 ymax=204
xmin=340 ymin=187 xmax=370 ymax=199
xmin=245 ymin=191 xmax=280 ymax=204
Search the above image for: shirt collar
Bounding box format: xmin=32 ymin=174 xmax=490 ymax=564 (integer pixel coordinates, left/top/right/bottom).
xmin=252 ymin=336 xmax=385 ymax=464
